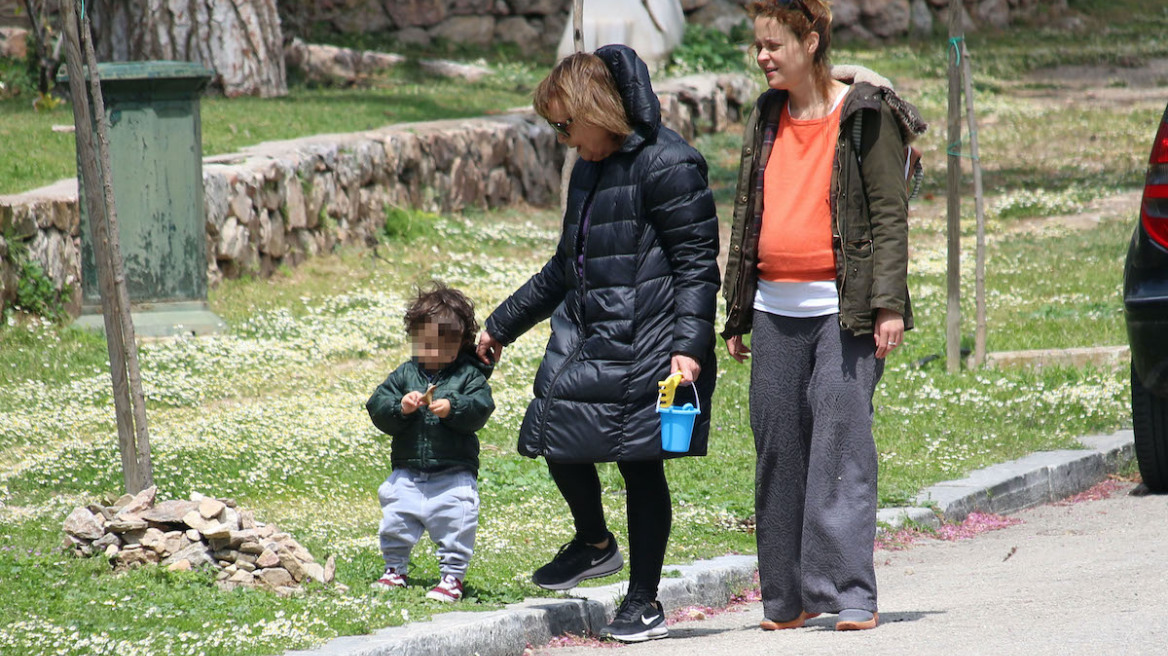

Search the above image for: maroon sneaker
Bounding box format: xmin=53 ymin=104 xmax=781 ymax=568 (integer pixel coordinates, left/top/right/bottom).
xmin=371 ymin=567 xmax=407 ymax=590
xmin=425 ymin=574 xmax=463 ymax=602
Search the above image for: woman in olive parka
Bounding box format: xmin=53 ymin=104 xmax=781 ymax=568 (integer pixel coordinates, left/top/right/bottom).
xmin=721 ymin=0 xmax=925 ymax=634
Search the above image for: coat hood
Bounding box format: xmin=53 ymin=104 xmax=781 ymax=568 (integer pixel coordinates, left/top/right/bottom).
xmin=750 ymin=64 xmax=928 ymax=146
xmin=595 ymin=44 xmax=661 ymax=153
xmin=832 ymin=63 xmax=928 ymax=145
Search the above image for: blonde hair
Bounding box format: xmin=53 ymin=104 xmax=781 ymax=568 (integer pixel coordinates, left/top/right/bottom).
xmin=533 ymin=53 xmax=633 ymax=140
xmin=747 ymin=0 xmax=835 ymax=102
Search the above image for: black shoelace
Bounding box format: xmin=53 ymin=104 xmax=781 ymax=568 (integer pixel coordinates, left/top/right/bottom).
xmin=614 ymin=596 xmax=654 ymax=621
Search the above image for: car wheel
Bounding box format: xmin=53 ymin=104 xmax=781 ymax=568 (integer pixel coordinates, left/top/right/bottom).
xmin=1132 ymin=364 xmax=1168 ymax=493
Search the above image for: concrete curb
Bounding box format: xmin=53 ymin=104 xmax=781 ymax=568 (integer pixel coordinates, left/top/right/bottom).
xmin=897 ymin=429 xmax=1134 ymax=526
xmin=286 ymin=555 xmax=758 ymax=656
xmin=286 ymin=429 xmax=1135 ymax=656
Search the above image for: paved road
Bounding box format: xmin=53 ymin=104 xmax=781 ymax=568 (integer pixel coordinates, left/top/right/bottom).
xmin=534 ymin=483 xmax=1168 ymax=656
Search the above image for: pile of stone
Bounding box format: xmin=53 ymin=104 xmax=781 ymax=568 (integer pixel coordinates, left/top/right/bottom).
xmin=62 ymin=486 xmax=344 ymax=596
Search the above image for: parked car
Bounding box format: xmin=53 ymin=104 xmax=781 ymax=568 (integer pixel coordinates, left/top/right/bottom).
xmin=1123 ymin=100 xmax=1168 ymax=492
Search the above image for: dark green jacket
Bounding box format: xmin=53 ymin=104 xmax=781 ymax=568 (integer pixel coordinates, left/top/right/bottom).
xmin=722 ymin=66 xmax=927 ymax=338
xmin=366 ymin=351 xmax=495 ymax=477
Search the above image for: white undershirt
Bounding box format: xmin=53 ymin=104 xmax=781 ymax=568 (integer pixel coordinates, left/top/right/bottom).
xmin=754 ymin=279 xmax=839 ymax=318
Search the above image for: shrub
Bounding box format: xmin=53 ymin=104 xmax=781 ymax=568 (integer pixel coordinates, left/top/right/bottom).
xmin=667 ymin=24 xmax=754 ymax=76
xmin=0 ymin=55 xmax=37 ymax=100
xmin=2 ymin=234 xmax=71 ymax=324
xmin=381 ymin=205 xmax=439 ymax=242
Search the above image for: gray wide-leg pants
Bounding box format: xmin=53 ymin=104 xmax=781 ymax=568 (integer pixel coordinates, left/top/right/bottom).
xmin=378 ymin=468 xmax=479 ymax=579
xmin=750 ymin=311 xmax=882 ymax=622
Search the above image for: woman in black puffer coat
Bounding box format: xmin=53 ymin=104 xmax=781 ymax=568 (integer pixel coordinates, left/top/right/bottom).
xmin=476 ymin=45 xmax=720 ymax=642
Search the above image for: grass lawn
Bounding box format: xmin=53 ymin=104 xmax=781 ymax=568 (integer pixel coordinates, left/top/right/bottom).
xmin=0 ymin=198 xmax=1140 ymax=655
xmin=0 ymin=2 xmax=1166 ymax=654
xmin=0 ymin=60 xmax=543 ymax=196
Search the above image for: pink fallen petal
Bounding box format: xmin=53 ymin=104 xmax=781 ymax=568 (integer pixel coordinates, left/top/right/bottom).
xmin=1054 ymin=479 xmax=1124 ymax=506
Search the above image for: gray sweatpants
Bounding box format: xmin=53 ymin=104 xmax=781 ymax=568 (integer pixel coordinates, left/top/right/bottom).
xmin=378 ymin=468 xmax=479 ymax=579
xmin=750 ymin=311 xmax=882 ymax=621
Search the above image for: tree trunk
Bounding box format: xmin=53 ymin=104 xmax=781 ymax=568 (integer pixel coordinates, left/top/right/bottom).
xmin=90 ymin=0 xmax=286 ymax=98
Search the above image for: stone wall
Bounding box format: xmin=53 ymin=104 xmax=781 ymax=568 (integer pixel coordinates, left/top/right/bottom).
xmin=0 ymin=0 xmax=1076 ymax=51
xmin=279 ymin=0 xmax=1071 ymax=49
xmin=0 ymin=72 xmax=757 ymax=318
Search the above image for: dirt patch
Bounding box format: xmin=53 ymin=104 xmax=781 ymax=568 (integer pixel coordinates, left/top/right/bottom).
xmin=1019 ymin=57 xmax=1168 ymax=108
xmin=908 ymin=53 xmax=1161 ymax=236
xmin=909 ymin=188 xmax=1139 ymax=239
xmin=1009 ymin=189 xmax=1141 ymax=234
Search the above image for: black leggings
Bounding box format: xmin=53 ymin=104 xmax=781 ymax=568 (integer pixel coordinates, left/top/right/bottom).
xmin=546 ymin=459 xmax=672 ymax=600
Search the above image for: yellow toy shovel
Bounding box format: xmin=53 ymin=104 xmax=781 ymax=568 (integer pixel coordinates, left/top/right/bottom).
xmin=656 ymin=372 xmax=699 ymax=453
xmin=657 ymin=372 xmax=684 ymax=410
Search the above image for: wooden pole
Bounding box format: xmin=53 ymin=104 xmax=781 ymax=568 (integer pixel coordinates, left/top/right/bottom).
xmin=945 ymin=0 xmax=963 ymax=373
xmin=961 ymin=40 xmax=987 ymax=368
xmin=82 ymin=9 xmax=153 ymax=487
xmin=573 ymin=0 xmax=584 ymax=51
xmin=61 ymin=0 xmax=152 ymax=493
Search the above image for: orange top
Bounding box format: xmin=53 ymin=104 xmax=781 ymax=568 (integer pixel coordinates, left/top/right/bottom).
xmin=757 ymin=97 xmax=844 ymax=282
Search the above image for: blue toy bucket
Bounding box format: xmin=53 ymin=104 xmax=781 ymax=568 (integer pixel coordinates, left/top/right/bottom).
xmin=658 ymin=386 xmax=700 ymax=453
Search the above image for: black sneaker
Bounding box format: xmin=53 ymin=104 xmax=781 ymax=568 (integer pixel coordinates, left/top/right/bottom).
xmin=531 ymin=532 xmax=623 ymax=590
xmin=599 ymin=596 xmax=668 ymax=642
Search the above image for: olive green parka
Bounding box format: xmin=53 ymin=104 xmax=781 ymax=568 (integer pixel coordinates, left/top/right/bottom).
xmin=721 ymin=65 xmax=927 ymax=339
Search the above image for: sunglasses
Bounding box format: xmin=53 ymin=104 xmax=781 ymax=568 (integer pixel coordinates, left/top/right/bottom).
xmin=776 ymin=0 xmax=815 ymax=22
xmin=547 ymin=118 xmax=573 ymax=138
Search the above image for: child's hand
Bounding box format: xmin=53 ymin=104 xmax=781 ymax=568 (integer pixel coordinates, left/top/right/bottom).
xmin=429 ymin=398 xmax=452 ymax=418
xmin=401 ymin=391 xmax=426 ymax=414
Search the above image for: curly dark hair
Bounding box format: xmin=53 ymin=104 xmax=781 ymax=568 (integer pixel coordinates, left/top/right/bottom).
xmin=403 ymin=280 xmax=480 ymax=353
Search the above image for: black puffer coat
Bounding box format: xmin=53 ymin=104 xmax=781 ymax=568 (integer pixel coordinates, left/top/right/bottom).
xmin=484 ymin=44 xmax=720 ymax=463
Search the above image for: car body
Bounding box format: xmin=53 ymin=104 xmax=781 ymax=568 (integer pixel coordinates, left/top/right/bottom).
xmin=1122 ymin=100 xmax=1168 ymax=492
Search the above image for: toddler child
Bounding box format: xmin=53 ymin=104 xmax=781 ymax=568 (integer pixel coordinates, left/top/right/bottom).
xmin=366 ymin=281 xmax=495 ymax=602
